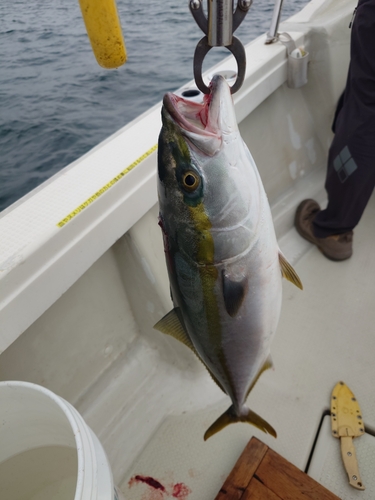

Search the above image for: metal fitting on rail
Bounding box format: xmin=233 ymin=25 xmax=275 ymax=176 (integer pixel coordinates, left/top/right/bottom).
xmin=265 ymin=0 xmax=284 ymax=44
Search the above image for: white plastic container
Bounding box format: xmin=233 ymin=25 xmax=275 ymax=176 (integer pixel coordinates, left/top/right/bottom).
xmin=278 ymin=32 xmax=309 ymax=89
xmin=287 ymin=47 xmax=309 ymax=89
xmin=0 ymin=381 xmax=118 ymax=500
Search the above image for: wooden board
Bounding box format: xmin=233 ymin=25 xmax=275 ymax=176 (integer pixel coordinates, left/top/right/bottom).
xmin=215 ymin=437 xmax=340 ymax=500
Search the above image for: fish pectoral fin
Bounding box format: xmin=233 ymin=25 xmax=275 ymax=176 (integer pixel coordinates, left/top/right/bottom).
xmin=222 ymin=271 xmax=248 ymax=317
xmin=204 ymin=405 xmax=277 ymax=441
xmin=246 ymin=354 xmax=274 ymax=398
xmin=279 ymin=251 xmax=303 ymax=290
xmin=154 ymin=308 xmax=226 ymax=394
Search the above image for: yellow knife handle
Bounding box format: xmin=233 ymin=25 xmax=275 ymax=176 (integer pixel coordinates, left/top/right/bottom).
xmin=340 ymin=436 xmax=365 ymax=490
xmin=78 ymin=0 xmax=127 ymax=68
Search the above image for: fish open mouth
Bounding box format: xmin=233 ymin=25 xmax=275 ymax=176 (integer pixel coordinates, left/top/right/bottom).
xmin=163 ymin=75 xmax=226 ymax=138
xmin=162 ymin=75 xmax=235 ymax=155
xmin=163 ymin=92 xmax=215 ymax=136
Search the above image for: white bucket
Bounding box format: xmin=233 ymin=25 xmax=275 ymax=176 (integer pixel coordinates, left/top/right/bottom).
xmin=0 ymin=381 xmax=118 ymax=500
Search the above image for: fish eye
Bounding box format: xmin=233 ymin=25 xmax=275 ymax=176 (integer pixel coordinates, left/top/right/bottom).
xmin=182 ymin=171 xmax=200 ymax=192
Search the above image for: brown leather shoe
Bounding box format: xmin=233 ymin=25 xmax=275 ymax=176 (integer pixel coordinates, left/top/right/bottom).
xmin=294 ymin=199 xmax=353 ymax=261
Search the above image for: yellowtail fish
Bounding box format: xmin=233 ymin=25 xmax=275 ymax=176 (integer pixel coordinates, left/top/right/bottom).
xmin=155 ymin=75 xmax=302 ymax=440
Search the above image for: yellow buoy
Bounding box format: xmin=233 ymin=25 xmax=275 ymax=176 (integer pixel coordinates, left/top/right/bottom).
xmin=78 ymin=0 xmax=127 ymax=69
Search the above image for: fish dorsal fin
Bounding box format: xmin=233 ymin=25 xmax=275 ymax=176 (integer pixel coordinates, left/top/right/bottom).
xmin=222 ymin=271 xmax=248 ymax=317
xmin=246 ymin=354 xmax=274 ymax=398
xmin=154 ymin=308 xmax=226 ymax=393
xmin=279 ymin=252 xmax=303 ymax=290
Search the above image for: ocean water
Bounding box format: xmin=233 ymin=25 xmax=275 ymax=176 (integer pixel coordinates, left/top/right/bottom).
xmin=0 ymin=0 xmax=308 ymax=212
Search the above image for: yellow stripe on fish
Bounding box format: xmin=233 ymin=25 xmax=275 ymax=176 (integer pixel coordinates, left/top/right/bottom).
xmin=188 ymin=202 xmax=234 ymax=390
xmin=188 ymin=202 xmax=214 ymax=265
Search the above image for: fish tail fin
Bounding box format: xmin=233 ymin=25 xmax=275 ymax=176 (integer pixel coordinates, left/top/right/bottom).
xmin=204 ymin=405 xmax=277 ymax=441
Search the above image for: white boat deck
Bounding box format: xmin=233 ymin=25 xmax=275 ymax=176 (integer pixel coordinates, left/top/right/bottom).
xmin=88 ymin=190 xmax=375 ymax=500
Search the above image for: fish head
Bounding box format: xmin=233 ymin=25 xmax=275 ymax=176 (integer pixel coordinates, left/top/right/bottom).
xmin=158 ymin=74 xmax=260 ymax=265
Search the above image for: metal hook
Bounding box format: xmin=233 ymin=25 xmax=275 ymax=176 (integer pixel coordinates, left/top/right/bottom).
xmin=193 ymin=36 xmax=246 ymax=94
xmin=189 ymin=0 xmax=251 ymax=94
xmin=189 ymin=0 xmax=252 ymax=40
xmin=189 ymin=0 xmax=208 ymax=35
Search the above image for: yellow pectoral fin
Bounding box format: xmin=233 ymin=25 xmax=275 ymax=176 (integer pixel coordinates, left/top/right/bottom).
xmin=204 ymin=405 xmax=277 ymax=441
xmin=279 ymin=251 xmax=303 ymax=290
xmin=154 ymin=308 xmax=226 ymax=393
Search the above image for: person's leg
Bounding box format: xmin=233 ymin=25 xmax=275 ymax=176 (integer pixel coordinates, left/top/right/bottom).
xmin=295 ymin=0 xmax=375 ymax=259
xmin=313 ymin=134 xmax=375 ymax=238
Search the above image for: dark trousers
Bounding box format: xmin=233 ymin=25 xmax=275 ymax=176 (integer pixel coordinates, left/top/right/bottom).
xmin=313 ymin=0 xmax=375 ymax=238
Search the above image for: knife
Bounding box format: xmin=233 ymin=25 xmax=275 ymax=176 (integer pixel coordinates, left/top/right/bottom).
xmin=331 ymin=381 xmax=365 ymax=490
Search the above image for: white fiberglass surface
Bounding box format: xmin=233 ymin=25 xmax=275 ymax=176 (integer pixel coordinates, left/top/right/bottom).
xmin=110 ymin=193 xmax=375 ymax=499
xmin=2 ymin=169 xmax=373 ymax=500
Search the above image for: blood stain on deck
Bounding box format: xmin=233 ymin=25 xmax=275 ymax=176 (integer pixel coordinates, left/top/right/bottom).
xmin=129 ymin=475 xmax=166 ymax=491
xmin=172 ymin=482 xmax=191 ymax=498
xmin=129 ymin=474 xmax=191 ymax=500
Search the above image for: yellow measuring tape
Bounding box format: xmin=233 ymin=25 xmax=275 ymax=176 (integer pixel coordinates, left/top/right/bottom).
xmin=57 ymin=144 xmax=158 ymax=228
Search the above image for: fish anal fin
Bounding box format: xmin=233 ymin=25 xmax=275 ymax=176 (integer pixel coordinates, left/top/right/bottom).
xmin=154 ymin=308 xmax=226 ymax=393
xmin=246 ymin=354 xmax=274 ymax=399
xmin=204 ymin=405 xmax=277 ymax=441
xmin=279 ymin=252 xmax=303 ymax=290
xmin=222 ymin=271 xmax=248 ymax=317
xmin=153 ymin=308 xmax=195 ymax=350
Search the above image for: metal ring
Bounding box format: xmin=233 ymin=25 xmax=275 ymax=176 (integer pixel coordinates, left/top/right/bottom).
xmin=193 ymin=36 xmax=246 ymax=94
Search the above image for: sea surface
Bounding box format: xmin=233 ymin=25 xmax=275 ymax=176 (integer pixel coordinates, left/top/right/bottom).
xmin=0 ymin=0 xmax=308 ymax=212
